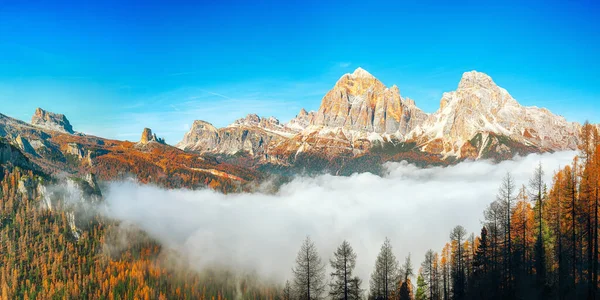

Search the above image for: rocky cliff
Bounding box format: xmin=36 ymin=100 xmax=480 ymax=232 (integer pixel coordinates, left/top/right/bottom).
xmin=312 ymin=67 xmax=427 ymax=136
xmin=176 ymin=115 xmax=290 ymax=156
xmin=31 ymin=107 xmax=75 ymax=134
xmin=0 ymin=137 xmax=37 ymax=171
xmin=139 ymin=128 xmax=165 ymax=144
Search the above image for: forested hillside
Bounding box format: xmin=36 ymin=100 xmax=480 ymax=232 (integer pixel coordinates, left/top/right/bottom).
xmin=0 ymin=162 xmax=279 ymax=299
xmin=409 ymin=122 xmax=600 ymax=299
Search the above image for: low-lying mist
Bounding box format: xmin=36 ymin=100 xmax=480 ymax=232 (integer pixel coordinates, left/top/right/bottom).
xmin=101 ymin=151 xmax=576 ymax=286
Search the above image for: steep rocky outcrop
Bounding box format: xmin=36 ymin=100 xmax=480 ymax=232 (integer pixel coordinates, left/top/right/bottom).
xmin=66 ymin=143 xmax=85 ymax=158
xmin=31 ymin=107 xmax=75 ymax=134
xmin=15 ymin=135 xmax=38 ymax=157
xmin=139 ymin=128 xmax=165 ymax=144
xmin=0 ymin=138 xmax=37 ymax=171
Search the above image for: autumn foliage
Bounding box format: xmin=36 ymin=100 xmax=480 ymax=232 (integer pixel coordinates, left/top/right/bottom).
xmin=0 ymin=165 xmax=278 ymax=299
xmin=48 ymin=134 xmax=261 ymax=192
xmin=419 ymin=122 xmax=600 ymax=299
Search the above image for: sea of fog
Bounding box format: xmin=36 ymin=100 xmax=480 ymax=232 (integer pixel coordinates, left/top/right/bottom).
xmin=100 ymin=151 xmax=577 ymax=285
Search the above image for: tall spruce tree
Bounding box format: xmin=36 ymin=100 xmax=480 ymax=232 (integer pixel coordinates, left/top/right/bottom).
xmin=450 ymin=225 xmax=467 ymax=300
xmin=498 ymin=172 xmax=516 ymax=293
xmin=398 ymin=254 xmax=414 ymax=300
xmin=470 ymin=226 xmax=490 ymax=298
xmin=421 ymin=250 xmax=436 ymax=300
xmin=369 ymin=238 xmax=400 ymax=300
xmin=292 ymin=236 xmax=326 ymax=300
xmin=529 ymin=162 xmax=547 ymax=289
xmin=329 ymin=240 xmax=361 ymax=300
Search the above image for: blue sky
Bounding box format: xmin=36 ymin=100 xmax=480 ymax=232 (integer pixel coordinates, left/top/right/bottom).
xmin=0 ymin=0 xmax=598 ymax=144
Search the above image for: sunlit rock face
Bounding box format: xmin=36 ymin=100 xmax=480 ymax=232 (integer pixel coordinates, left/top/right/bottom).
xmin=177 ymin=120 xmax=221 ymax=152
xmin=176 ymin=117 xmax=289 ymax=156
xmin=139 ymin=128 xmax=165 ymax=145
xmin=312 ymin=67 xmax=427 ymax=136
xmin=408 ymin=71 xmax=581 ymax=158
xmin=31 ymin=108 xmax=74 ymax=134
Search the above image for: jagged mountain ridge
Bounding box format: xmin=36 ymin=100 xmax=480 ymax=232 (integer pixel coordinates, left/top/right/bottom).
xmin=176 ymin=68 xmax=431 ymax=164
xmin=0 ymin=109 xmax=261 ymax=191
xmin=177 ymin=68 xmax=583 ymax=168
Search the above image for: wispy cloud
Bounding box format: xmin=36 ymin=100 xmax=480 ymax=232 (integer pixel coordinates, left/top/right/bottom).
xmin=198 ymin=89 xmax=232 ymax=100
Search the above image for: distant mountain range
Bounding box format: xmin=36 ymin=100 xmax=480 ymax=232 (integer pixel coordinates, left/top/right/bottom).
xmin=0 ymin=109 xmax=260 ymax=192
xmin=177 ymin=68 xmax=585 ymax=173
xmin=0 ymin=68 xmax=593 ymax=182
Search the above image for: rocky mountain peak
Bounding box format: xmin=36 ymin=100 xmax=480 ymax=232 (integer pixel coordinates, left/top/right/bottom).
xmin=457 ymin=71 xmax=497 ymax=91
xmin=334 ymin=67 xmax=385 ymax=91
xmin=411 ymin=71 xmax=580 ymax=158
xmin=350 ymin=67 xmax=375 ymax=79
xmin=298 ymin=108 xmax=308 ymax=117
xmin=31 ymin=108 xmax=74 ymax=134
xmin=439 ymin=71 xmax=517 ymax=112
xmin=192 ymin=120 xmax=218 ymax=131
xmin=267 ymin=116 xmax=279 ymax=124
xmin=313 ymin=68 xmax=426 ymax=135
xmin=176 ymin=120 xmax=219 ymax=151
xmin=139 ymin=128 xmax=165 ymax=144
xmin=234 ymin=114 xmax=261 ymax=126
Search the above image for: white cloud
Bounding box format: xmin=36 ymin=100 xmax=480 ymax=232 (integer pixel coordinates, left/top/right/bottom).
xmin=100 ymin=151 xmax=577 ymax=288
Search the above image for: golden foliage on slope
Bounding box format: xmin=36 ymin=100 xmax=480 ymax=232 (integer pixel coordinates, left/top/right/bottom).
xmin=45 ymin=133 xmax=262 ymax=192
xmin=0 ymin=166 xmax=279 ymax=299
